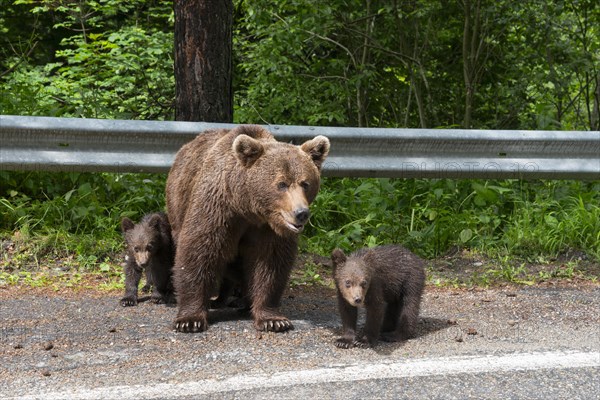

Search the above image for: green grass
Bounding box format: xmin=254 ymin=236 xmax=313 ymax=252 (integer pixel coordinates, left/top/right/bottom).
xmin=1 ymin=171 xmax=166 ymax=265
xmin=1 ymin=172 xmax=599 ymax=289
xmin=303 ymin=178 xmax=600 ymax=262
xmin=290 ymin=260 xmax=326 ymax=287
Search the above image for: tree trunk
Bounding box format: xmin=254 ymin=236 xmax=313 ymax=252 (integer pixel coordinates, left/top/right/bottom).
xmin=462 ymin=0 xmax=482 ymax=129
xmin=592 ymin=72 xmax=600 ymax=131
xmin=356 ymin=0 xmax=374 ymax=127
xmin=410 ymin=68 xmax=427 ymax=128
xmin=174 ymin=0 xmax=233 ymax=122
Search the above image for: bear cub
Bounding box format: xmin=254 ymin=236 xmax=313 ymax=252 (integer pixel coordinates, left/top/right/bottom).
xmin=120 ymin=212 xmax=175 ymax=306
xmin=331 ymin=245 xmax=425 ymax=349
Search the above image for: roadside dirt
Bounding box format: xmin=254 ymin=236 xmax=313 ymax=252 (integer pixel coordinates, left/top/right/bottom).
xmin=1 ymin=267 xmax=599 ymax=399
xmin=1 ymin=248 xmax=598 ymax=398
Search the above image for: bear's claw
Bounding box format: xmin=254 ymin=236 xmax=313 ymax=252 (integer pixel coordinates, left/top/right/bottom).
xmin=335 ymin=338 xmax=354 ymax=349
xmin=335 ymin=337 xmax=371 ymax=349
xmin=260 ymin=319 xmax=293 ymax=332
xmin=120 ymin=297 xmax=137 ymax=307
xmin=174 ymin=317 xmax=208 ymax=333
xmin=353 ymin=338 xmax=371 ymax=348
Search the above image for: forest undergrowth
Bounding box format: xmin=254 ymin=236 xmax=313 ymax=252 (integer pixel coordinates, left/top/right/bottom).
xmin=1 ymin=172 xmax=598 ymax=290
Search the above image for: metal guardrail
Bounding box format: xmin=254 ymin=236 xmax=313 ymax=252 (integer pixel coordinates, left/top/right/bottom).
xmin=1 ymin=115 xmax=599 ymax=179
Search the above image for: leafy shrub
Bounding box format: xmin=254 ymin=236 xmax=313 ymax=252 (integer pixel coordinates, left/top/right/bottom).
xmin=1 ymin=0 xmax=174 ymax=119
xmin=0 ymin=171 xmax=167 ymax=262
xmin=303 ymin=178 xmax=600 ymax=261
xmin=1 ymin=171 xmax=598 ymax=271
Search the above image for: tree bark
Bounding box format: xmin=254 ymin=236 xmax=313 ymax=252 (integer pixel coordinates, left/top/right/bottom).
xmin=462 ymin=0 xmax=482 ymax=129
xmin=592 ymin=72 xmax=600 ymax=131
xmin=356 ymin=0 xmax=374 ymax=127
xmin=174 ymin=0 xmax=233 ymax=122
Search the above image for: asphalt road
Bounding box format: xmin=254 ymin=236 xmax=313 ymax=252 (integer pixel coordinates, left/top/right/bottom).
xmin=1 ymin=283 xmax=599 ymax=399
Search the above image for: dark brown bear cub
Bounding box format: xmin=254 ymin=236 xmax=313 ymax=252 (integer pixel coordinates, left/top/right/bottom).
xmin=331 ymin=245 xmax=425 ymax=349
xmin=120 ymin=212 xmax=175 ymax=306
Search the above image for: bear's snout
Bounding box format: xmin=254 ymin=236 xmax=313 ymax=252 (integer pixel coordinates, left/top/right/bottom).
xmin=135 ymin=252 xmax=150 ymax=267
xmin=354 ymin=297 xmax=362 ymax=305
xmin=294 ymin=208 xmax=310 ymax=225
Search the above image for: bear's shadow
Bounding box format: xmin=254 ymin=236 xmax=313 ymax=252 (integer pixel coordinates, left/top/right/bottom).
xmin=207 ymin=307 xmax=253 ymax=324
xmin=324 ymin=316 xmax=450 ymax=356
xmin=281 ymin=285 xmax=451 ymax=355
xmin=135 ymin=296 xmax=177 ymax=308
xmin=174 ymin=285 xmax=451 ymax=354
xmin=330 ymin=317 xmax=449 ymax=356
xmin=371 ymin=316 xmax=450 ymax=356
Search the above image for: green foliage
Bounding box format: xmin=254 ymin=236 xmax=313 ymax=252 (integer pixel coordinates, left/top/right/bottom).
xmin=0 ymin=171 xmax=167 ymax=265
xmin=3 ymin=170 xmax=597 ymax=276
xmin=3 ymin=0 xmax=597 ymax=126
xmin=234 ymin=0 xmax=599 ymax=129
xmin=234 ymin=0 xmax=351 ymax=125
xmin=503 ymin=182 xmax=600 ymax=259
xmin=303 ymin=178 xmax=600 ymax=261
xmin=290 ymin=261 xmax=325 ymax=287
xmin=49 ymin=27 xmax=174 ymax=119
xmin=0 ymin=1 xmax=598 ymax=281
xmin=0 ymin=171 xmax=166 ymax=230
xmin=1 ymin=0 xmax=174 ymax=119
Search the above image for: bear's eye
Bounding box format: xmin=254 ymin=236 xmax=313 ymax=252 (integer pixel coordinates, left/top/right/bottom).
xmin=360 ymin=280 xmax=367 ymax=288
xmin=277 ymin=182 xmax=288 ymax=191
xmin=345 ymin=280 xmax=351 ymax=288
xmin=133 ymin=246 xmax=141 ymax=252
xmin=146 ymin=245 xmax=153 ymax=251
xmin=300 ymin=181 xmax=309 ymax=191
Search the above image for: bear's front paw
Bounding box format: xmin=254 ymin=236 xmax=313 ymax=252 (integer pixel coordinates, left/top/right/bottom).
xmin=173 ymin=315 xmax=208 ymax=333
xmin=120 ymin=296 xmax=138 ymax=307
xmin=151 ymin=295 xmax=166 ymax=304
xmin=335 ymin=338 xmax=355 ymax=349
xmin=255 ymin=317 xmax=294 ymax=333
xmin=353 ymin=336 xmax=372 ymax=349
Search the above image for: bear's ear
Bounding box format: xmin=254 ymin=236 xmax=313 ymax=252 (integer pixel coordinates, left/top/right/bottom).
xmin=363 ymin=249 xmax=376 ymax=264
xmin=233 ymin=134 xmax=264 ymax=167
xmin=300 ymin=135 xmax=330 ymax=170
xmin=331 ymin=248 xmax=346 ymax=269
xmin=121 ymin=217 xmax=135 ymax=233
xmin=147 ymin=214 xmax=162 ymax=230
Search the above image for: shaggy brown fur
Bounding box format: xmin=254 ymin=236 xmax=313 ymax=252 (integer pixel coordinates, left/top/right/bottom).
xmin=331 ymin=245 xmax=425 ymax=348
xmin=166 ymin=125 xmax=330 ymax=333
xmin=120 ymin=213 xmax=175 ymax=306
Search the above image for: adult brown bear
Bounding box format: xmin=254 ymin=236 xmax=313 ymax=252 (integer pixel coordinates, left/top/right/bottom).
xmin=166 ymin=125 xmax=330 ymax=333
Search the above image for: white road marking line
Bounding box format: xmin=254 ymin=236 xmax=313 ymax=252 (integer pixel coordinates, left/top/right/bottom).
xmin=11 ymin=350 xmax=600 ymax=400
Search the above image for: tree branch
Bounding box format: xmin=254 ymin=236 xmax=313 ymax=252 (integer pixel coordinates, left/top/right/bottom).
xmin=0 ymin=41 xmax=39 ymax=78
